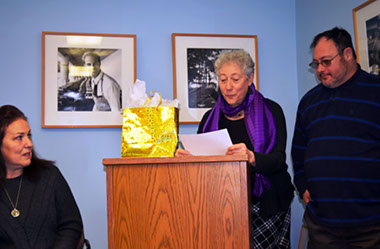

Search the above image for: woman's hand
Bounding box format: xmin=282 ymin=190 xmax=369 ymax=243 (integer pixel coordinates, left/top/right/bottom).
xmin=175 ymin=148 xmax=192 ymax=157
xmin=226 ymin=143 xmax=256 ymax=166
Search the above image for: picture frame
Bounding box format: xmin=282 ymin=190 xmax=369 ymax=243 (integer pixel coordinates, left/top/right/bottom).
xmin=353 ymin=0 xmax=380 ymax=76
xmin=172 ymin=33 xmax=258 ymax=124
xmin=42 ymin=32 xmax=136 ymax=128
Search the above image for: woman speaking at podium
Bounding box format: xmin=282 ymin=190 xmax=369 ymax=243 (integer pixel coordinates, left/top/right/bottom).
xmin=176 ymin=50 xmax=294 ymax=249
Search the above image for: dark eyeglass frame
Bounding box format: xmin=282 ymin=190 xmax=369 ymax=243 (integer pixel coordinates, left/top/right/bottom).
xmin=309 ymin=49 xmax=346 ymax=69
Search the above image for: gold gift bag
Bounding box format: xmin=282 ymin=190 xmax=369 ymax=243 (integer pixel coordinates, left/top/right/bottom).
xmin=121 ymin=93 xmax=179 ymax=158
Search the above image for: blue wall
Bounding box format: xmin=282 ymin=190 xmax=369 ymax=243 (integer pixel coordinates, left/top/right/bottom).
xmin=0 ymin=0 xmax=366 ymax=248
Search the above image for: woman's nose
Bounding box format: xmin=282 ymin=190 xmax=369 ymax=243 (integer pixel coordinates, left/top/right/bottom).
xmin=225 ymin=80 xmax=233 ymax=89
xmin=25 ymin=137 xmax=33 ymax=148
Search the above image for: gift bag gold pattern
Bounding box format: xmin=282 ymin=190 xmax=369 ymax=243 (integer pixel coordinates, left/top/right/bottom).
xmin=121 ymin=106 xmax=179 ymax=158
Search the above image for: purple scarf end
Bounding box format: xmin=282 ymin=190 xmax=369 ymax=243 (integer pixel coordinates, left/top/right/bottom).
xmin=252 ymin=173 xmax=270 ymax=197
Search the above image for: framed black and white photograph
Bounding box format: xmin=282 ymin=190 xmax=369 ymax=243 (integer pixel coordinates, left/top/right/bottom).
xmin=172 ymin=33 xmax=258 ymax=124
xmin=353 ymin=0 xmax=380 ymax=76
xmin=42 ymin=32 xmax=136 ymax=128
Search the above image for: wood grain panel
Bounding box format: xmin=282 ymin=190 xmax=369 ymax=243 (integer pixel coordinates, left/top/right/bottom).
xmin=104 ymin=156 xmax=250 ymax=249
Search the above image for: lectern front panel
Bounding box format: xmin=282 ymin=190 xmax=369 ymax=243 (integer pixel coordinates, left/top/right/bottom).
xmin=104 ymin=156 xmax=250 ymax=249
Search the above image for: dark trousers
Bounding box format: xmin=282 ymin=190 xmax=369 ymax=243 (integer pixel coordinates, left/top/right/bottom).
xmin=304 ymin=211 xmax=380 ymax=249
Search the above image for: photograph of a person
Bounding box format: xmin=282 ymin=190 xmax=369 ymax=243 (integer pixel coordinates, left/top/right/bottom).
xmin=366 ymin=14 xmax=380 ymax=76
xmin=187 ymin=48 xmax=236 ymax=108
xmin=57 ymin=48 xmax=122 ymax=112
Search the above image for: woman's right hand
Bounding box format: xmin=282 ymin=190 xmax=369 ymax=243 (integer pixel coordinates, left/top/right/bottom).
xmin=175 ymin=148 xmax=192 ymax=157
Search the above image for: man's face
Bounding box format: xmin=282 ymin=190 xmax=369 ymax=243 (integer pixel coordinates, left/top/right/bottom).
xmin=84 ymin=55 xmax=101 ymax=78
xmin=313 ymin=38 xmax=349 ymax=88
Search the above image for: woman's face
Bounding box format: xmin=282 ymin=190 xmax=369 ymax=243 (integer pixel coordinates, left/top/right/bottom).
xmin=1 ymin=118 xmax=33 ymax=174
xmin=218 ymin=62 xmax=254 ymax=107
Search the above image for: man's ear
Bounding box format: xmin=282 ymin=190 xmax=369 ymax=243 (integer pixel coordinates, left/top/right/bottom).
xmin=343 ymin=47 xmax=354 ymax=60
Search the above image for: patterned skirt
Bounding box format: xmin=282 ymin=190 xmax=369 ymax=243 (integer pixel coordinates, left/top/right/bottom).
xmin=250 ymin=202 xmax=291 ymax=249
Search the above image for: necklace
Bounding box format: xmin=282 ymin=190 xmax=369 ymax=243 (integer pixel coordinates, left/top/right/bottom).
xmin=2 ymin=176 xmax=22 ymax=218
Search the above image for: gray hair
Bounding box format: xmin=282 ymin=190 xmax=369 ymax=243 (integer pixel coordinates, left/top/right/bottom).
xmin=214 ymin=50 xmax=255 ymax=78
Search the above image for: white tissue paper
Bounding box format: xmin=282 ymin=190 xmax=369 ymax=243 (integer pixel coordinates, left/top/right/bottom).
xmin=124 ymin=79 xmax=180 ymax=108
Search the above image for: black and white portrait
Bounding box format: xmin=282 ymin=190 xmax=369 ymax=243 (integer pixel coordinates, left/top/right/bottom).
xmin=366 ymin=14 xmax=380 ymax=76
xmin=187 ymin=48 xmax=238 ymax=108
xmin=57 ymin=48 xmax=122 ymax=112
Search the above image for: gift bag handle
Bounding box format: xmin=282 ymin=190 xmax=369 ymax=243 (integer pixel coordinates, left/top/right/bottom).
xmin=143 ymin=91 xmax=163 ymax=107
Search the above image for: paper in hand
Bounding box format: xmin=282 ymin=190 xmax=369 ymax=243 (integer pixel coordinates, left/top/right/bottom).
xmin=178 ymin=129 xmax=233 ymax=155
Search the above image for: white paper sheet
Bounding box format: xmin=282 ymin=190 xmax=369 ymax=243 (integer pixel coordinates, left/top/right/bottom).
xmin=178 ymin=129 xmax=233 ymax=155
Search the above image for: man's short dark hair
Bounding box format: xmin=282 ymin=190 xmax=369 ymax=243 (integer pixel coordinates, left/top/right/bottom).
xmin=310 ymin=27 xmax=357 ymax=59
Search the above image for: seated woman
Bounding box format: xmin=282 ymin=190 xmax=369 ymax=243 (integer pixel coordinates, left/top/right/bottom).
xmin=176 ymin=50 xmax=294 ymax=249
xmin=0 ymin=105 xmax=83 ymax=248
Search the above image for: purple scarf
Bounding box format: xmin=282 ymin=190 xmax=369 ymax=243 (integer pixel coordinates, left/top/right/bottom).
xmin=202 ymin=84 xmax=277 ymax=197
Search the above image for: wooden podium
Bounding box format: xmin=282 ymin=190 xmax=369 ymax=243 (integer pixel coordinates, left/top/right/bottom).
xmin=103 ymin=155 xmax=251 ymax=249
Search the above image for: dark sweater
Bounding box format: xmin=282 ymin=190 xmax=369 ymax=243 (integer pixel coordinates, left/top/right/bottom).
xmin=198 ymin=98 xmax=294 ymax=218
xmin=0 ymin=164 xmax=83 ymax=249
xmin=292 ymin=65 xmax=380 ymax=227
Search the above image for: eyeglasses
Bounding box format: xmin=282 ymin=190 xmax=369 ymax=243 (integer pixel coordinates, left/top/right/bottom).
xmin=309 ymin=51 xmax=342 ymax=69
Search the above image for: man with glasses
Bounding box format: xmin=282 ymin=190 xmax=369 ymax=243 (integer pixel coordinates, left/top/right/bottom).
xmin=292 ymin=27 xmax=380 ymax=249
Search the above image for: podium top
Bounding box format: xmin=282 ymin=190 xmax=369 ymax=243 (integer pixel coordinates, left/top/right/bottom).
xmin=103 ymin=155 xmax=248 ymax=166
